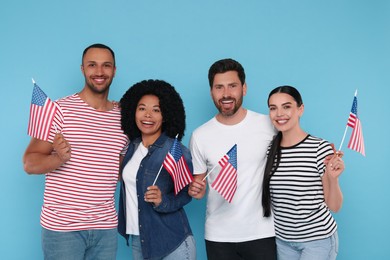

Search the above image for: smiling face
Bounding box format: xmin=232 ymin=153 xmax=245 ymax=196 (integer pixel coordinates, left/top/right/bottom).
xmin=81 ymin=47 xmax=116 ymax=94
xmin=135 ymin=95 xmax=163 ymax=143
xmin=211 ymin=70 xmax=247 ymax=118
xmin=268 ymin=92 xmax=304 ymax=133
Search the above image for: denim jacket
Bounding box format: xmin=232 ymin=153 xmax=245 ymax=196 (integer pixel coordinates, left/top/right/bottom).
xmin=118 ymin=133 xmax=193 ymax=260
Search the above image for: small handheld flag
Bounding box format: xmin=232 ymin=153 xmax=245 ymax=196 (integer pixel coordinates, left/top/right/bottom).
xmin=347 ymin=92 xmax=365 ymax=156
xmin=27 ymin=79 xmax=58 ymax=141
xmin=211 ymin=144 xmax=237 ymax=203
xmin=153 ymin=136 xmax=193 ymax=195
xmin=339 ymin=90 xmax=365 ymax=156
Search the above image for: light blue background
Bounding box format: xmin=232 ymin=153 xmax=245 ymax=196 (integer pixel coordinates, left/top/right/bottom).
xmin=1 ymin=1 xmax=389 ymax=259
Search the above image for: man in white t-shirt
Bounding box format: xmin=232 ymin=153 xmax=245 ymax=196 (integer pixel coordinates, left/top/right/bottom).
xmin=189 ymin=58 xmax=277 ymax=259
xmin=23 ymin=44 xmax=128 ymax=259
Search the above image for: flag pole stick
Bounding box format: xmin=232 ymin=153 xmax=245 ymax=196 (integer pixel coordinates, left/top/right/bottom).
xmin=153 ymin=133 xmax=179 ymax=185
xmin=338 ymin=126 xmax=348 ymax=151
xmin=152 ymin=164 xmax=164 ymax=186
xmin=54 ymin=124 xmax=59 ymax=134
xmin=338 ymin=89 xmax=358 ymax=151
xmin=203 ymin=144 xmax=236 ymax=181
xmin=202 ymin=164 xmax=218 ymax=181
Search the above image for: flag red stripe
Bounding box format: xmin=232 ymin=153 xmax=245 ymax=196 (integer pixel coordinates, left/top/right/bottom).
xmin=348 ymin=119 xmax=365 ymax=156
xmin=216 ymin=166 xmax=236 ymax=193
xmin=211 ymin=145 xmax=238 ymax=203
xmin=211 ymin=163 xmax=237 ymax=203
xmin=28 ymin=99 xmax=57 ymax=141
xmin=213 ymin=166 xmax=233 ymax=190
xmin=162 ymin=143 xmax=193 ymax=195
xmin=218 ymin=155 xmax=228 ymax=167
xmin=347 ymin=113 xmax=356 ymax=128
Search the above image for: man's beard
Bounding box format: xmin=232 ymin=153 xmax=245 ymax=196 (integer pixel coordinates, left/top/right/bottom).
xmin=214 ymin=97 xmax=243 ymax=117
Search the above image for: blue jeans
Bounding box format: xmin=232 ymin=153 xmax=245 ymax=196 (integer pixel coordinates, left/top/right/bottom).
xmin=131 ymin=234 xmax=196 ymax=260
xmin=276 ymin=231 xmax=338 ymax=260
xmin=42 ymin=228 xmax=117 ymax=260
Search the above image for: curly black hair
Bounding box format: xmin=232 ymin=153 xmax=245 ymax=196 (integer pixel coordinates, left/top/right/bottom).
xmin=120 ymin=79 xmax=186 ymax=141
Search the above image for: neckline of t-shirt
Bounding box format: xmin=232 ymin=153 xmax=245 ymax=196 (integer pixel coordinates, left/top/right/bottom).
xmin=213 ymin=110 xmax=252 ymax=128
xmin=74 ymin=93 xmax=117 ymax=113
xmin=280 ymin=134 xmax=311 ymax=149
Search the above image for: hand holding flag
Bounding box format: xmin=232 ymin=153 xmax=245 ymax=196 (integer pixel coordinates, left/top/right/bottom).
xmin=211 ymin=144 xmax=238 ymax=203
xmin=27 ymin=79 xmax=58 ymax=141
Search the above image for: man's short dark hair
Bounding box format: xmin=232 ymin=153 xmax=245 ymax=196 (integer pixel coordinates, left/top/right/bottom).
xmin=82 ymin=43 xmax=115 ymax=66
xmin=208 ymin=58 xmax=245 ymax=88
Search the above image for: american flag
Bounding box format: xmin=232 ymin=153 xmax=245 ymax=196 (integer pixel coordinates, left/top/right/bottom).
xmin=163 ymin=138 xmax=194 ymax=195
xmin=27 ymin=82 xmax=57 ymax=141
xmin=347 ymin=95 xmax=365 ymax=156
xmin=211 ymin=144 xmax=237 ymax=203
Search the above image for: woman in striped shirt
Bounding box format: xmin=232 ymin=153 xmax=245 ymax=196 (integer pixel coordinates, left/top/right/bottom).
xmin=262 ymin=86 xmax=345 ymax=260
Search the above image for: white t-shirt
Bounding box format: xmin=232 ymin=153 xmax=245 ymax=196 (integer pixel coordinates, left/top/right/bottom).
xmin=190 ymin=110 xmax=276 ymax=242
xmin=122 ymin=143 xmax=148 ymax=235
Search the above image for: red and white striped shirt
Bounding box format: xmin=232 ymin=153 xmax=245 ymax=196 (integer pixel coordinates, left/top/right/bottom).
xmin=41 ymin=94 xmax=128 ymax=231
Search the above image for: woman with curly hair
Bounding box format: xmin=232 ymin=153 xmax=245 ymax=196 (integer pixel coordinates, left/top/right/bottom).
xmin=117 ymin=79 xmax=195 ymax=260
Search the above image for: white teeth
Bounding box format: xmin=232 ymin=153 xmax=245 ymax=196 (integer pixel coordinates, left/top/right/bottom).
xmin=277 ymin=120 xmax=287 ymax=124
xmin=221 ymin=100 xmax=233 ymax=104
xmin=142 ymin=121 xmax=153 ymax=125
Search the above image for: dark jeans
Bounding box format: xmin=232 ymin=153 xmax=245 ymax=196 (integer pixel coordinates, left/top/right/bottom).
xmin=205 ymin=237 xmax=276 ymax=260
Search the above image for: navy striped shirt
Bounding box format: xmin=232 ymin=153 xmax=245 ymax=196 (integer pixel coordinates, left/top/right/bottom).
xmin=270 ymin=135 xmax=337 ymax=242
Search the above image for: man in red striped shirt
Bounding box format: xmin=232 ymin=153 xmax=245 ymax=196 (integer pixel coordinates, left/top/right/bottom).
xmin=23 ymin=44 xmax=128 ymax=260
